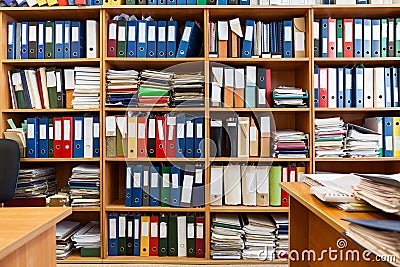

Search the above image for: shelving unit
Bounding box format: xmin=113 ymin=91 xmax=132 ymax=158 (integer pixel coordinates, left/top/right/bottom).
xmin=1 ymin=4 xmax=397 ymax=265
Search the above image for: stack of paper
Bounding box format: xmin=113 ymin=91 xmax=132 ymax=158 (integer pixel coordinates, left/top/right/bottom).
xmin=138 ymin=70 xmax=173 ymax=107
xmin=72 ymin=67 xmax=100 ymax=109
xmin=315 ymin=117 xmax=346 ymax=157
xmin=171 ymin=72 xmax=204 ymax=107
xmin=72 ymin=221 xmax=101 ymax=251
xmin=272 ymin=130 xmax=309 ymax=158
xmin=343 ymin=219 xmax=400 ymax=267
xmin=210 ymin=213 xmax=244 ymax=260
xmin=242 ymin=214 xmax=276 ymax=260
xmin=355 ymin=173 xmax=400 ymax=215
xmin=56 ymin=220 xmax=82 ymax=259
xmin=344 ymin=124 xmax=380 ymax=158
xmin=271 ymin=213 xmax=288 ymax=260
xmin=68 ymin=164 xmax=100 ymax=207
xmin=15 ymin=167 xmax=57 ymax=198
xmin=272 ymin=86 xmax=308 ymax=108
xmin=106 ymin=69 xmax=139 ymax=107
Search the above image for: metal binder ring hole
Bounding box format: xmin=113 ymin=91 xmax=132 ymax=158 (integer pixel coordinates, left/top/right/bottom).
xmin=47 ymin=53 xmax=51 ymax=57
xmin=135 ymin=198 xmax=139 ymax=202
xmin=129 ymin=51 xmax=133 ymax=55
xmin=387 ymin=122 xmax=391 ymax=126
xmin=128 ymin=243 xmax=132 ymax=248
xmin=110 ymin=47 xmax=114 ymax=51
xmin=95 ymin=149 xmax=99 ymax=153
xmin=120 ymin=247 xmax=124 ymax=252
xmin=367 ymin=96 xmax=371 ymax=99
xmin=173 ymin=199 xmax=177 ymax=203
xmin=164 ymin=198 xmax=168 ymax=202
xmin=314 ymin=99 xmax=317 ymax=103
xmin=56 ymin=145 xmax=60 ymax=149
xmin=22 ymin=48 xmax=26 ymax=52
xmin=383 ymin=47 xmax=386 ymax=51
xmin=180 ymin=50 xmax=184 ymax=54
xmin=119 ymin=51 xmax=124 ymax=55
xmin=375 ymin=51 xmax=378 ymax=55
xmin=170 ymin=144 xmax=174 ymax=148
xmin=188 ymin=149 xmax=192 ymax=153
xmin=76 ymin=144 xmax=80 ymax=149
xmin=57 ymin=48 xmax=61 ymax=52
xmin=189 ymin=248 xmax=194 ymax=253
xmin=357 ymin=51 xmax=360 ymax=54
xmin=39 ymin=48 xmax=43 ymax=52
xmin=178 ymin=149 xmax=182 ymax=153
xmin=197 ymin=149 xmax=201 ymax=153
xmin=111 ymin=244 xmax=115 ymax=247
xmin=152 ymin=247 xmax=157 ymax=251
xmin=330 ymin=47 xmax=334 ymax=50
xmin=140 ymin=47 xmax=144 ymax=51
xmin=314 ymin=47 xmax=317 ymax=51
xmin=161 ymin=248 xmax=166 ymax=252
xmin=322 ymin=96 xmax=326 ymax=99
xmin=261 ymin=195 xmax=264 ymax=199
xmin=159 ymin=144 xmax=163 ymax=148
xmin=346 ymin=46 xmax=350 ymax=50
xmin=366 ymin=51 xmax=370 ymax=54
xmin=73 ymin=52 xmax=78 ymax=56
xmin=169 ymin=51 xmax=174 ymax=56
xmin=149 ymin=52 xmax=154 ymax=56
xmin=160 ymin=52 xmax=164 ymax=56
xmin=127 ymin=193 xmax=131 ymax=197
xmin=340 ymin=96 xmax=343 ymax=99
xmin=41 ymin=149 xmax=45 ymax=154
xmin=143 ymin=248 xmax=147 ymax=252
xmin=134 ymin=243 xmax=139 ymax=247
xmin=244 ymin=51 xmax=249 ymax=55
xmin=260 ymin=77 xmax=264 ymax=81
xmin=89 ymin=47 xmax=93 ymax=51
xmin=140 ymin=149 xmax=144 ymax=152
xmin=8 ymin=48 xmax=11 ymax=52
xmin=170 ymin=248 xmax=175 ymax=252
xmin=150 ymin=149 xmax=154 ymax=153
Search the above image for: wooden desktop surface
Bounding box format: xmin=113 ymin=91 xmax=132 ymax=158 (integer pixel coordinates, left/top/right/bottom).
xmin=280 ymin=182 xmax=393 ymax=233
xmin=0 ymin=207 xmax=71 ymax=264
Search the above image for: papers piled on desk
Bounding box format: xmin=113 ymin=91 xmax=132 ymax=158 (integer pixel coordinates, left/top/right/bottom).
xmin=315 ymin=117 xmax=346 ymax=157
xmin=211 ymin=213 xmax=244 ymax=260
xmin=272 ymin=130 xmax=309 ymax=158
xmin=72 ymin=221 xmax=101 ymax=250
xmin=355 ymin=173 xmax=400 ymax=215
xmin=271 ymin=213 xmax=288 ymax=260
xmin=343 ymin=219 xmax=400 ymax=267
xmin=171 ymin=72 xmax=204 ymax=107
xmin=72 ymin=67 xmax=101 ymax=109
xmin=56 ymin=220 xmax=82 ymax=259
xmin=106 ymin=69 xmax=139 ymax=107
xmin=15 ymin=167 xmax=57 ymax=197
xmin=272 ymin=86 xmax=308 ymax=108
xmin=68 ymin=164 xmax=100 ymax=207
xmin=344 ymin=124 xmax=380 ymax=158
xmin=138 ymin=70 xmax=173 ymax=107
xmin=242 ymin=214 xmax=276 ymax=260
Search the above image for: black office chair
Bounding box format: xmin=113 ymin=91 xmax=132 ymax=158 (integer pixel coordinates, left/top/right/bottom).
xmin=0 ymin=139 xmax=20 ymax=204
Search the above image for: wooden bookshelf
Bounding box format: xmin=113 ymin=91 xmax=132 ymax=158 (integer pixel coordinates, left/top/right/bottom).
xmin=3 ymin=5 xmax=398 ymax=265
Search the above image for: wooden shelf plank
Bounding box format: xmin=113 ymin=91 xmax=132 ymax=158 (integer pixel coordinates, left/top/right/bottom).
xmin=72 ymin=207 xmax=100 ymax=212
xmin=105 ymin=107 xmax=205 ymax=112
xmin=104 ymin=256 xmax=287 ymax=264
xmin=2 ymin=108 xmax=100 ymax=113
xmin=105 ymin=158 xmax=205 ymax=162
xmin=57 ymin=251 xmax=101 ymax=264
xmin=105 ymin=199 xmax=205 ymax=212
xmin=315 ymin=157 xmax=400 ymax=162
xmin=211 ymin=158 xmax=311 ymax=162
xmin=3 ymin=58 xmax=100 ymax=67
xmin=20 ymin=158 xmax=100 ymax=162
xmin=210 ymin=206 xmax=288 ymax=213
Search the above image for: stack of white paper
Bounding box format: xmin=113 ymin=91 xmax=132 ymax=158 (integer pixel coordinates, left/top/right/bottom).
xmin=271 ymin=213 xmax=288 ymax=260
xmin=72 ymin=67 xmax=100 ymax=109
xmin=315 ymin=117 xmax=346 ymax=157
xmin=72 ymin=221 xmax=100 ymax=249
xmin=68 ymin=164 xmax=100 ymax=207
xmin=344 ymin=124 xmax=380 ymax=158
xmin=210 ymin=213 xmax=244 ymax=260
xmin=56 ymin=220 xmax=81 ymax=259
xmin=242 ymin=214 xmax=276 ymax=260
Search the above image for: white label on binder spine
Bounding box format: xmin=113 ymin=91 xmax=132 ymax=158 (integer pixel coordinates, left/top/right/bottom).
xmin=21 ymin=23 xmax=27 ymax=45
xmin=72 ymin=27 xmax=79 ymax=42
xmin=64 ymin=120 xmax=70 ymax=141
xmin=181 ymin=175 xmax=194 ymax=204
xmin=128 ymin=121 xmax=136 ymax=138
xmin=39 ymin=125 xmax=46 ymax=139
xmin=196 ymin=123 xmax=203 ymax=138
xmin=109 ymin=218 xmax=116 ymax=239
xmin=148 ymin=119 xmax=156 ymax=139
xmin=158 ymin=26 xmax=166 ymax=42
xmin=245 ymin=25 xmax=253 ymax=41
xmin=126 ymin=168 xmax=131 ymax=188
xmin=295 ymin=32 xmax=305 ymax=51
xmin=157 ymin=120 xmax=164 ymax=140
xmin=195 ymin=169 xmax=202 ymax=184
xmin=373 ymin=25 xmax=380 ymax=40
xmin=187 ymin=223 xmax=195 ymax=239
xmin=355 ymin=24 xmax=362 ymax=39
xmin=141 ymin=222 xmax=149 ymax=237
xmin=163 ymin=174 xmax=169 ymax=187
xmin=168 ymin=25 xmax=176 ymax=41
xmin=119 ymin=217 xmax=126 ymax=237
xmin=55 ymin=24 xmax=63 ymax=44
xmin=46 ymin=26 xmax=53 ymax=43
xmin=258 ymin=89 xmax=266 ymax=104
xmin=172 ymin=173 xmax=179 ymax=189
xmin=284 ymin=26 xmax=292 ymax=42
xmin=27 ymin=124 xmax=35 ymax=139
xmin=75 ymin=120 xmax=82 ymax=140
xmin=196 ymin=223 xmax=203 ymax=239
xmin=139 ymin=23 xmax=146 ymax=43
xmin=127 ymin=221 xmax=133 ymax=237
xmin=386 ymin=136 xmax=393 ymax=150
xmin=64 ymin=25 xmax=69 ymax=43
xmin=94 ymin=122 xmax=100 ymax=138
xmin=118 ymin=26 xmax=126 ymax=41
xmin=250 ymin=126 xmax=257 ymax=141
xmin=29 ymin=26 xmax=37 ymax=42
xmin=160 ymin=222 xmax=167 ymax=238
xmin=151 ymin=173 xmax=158 ymax=188
xmin=134 ymin=219 xmax=139 ymax=239
xmin=177 ymin=123 xmax=185 ymax=138
xmin=151 ymin=222 xmax=158 ymax=237
xmin=109 ymin=23 xmax=117 ymax=40
xmin=128 ymin=26 xmax=136 ymax=41
xmin=148 ymin=26 xmax=156 ymax=41
xmin=143 ymin=171 xmax=149 ymax=186
xmin=8 ymin=25 xmax=13 ymax=45
xmin=133 ymin=172 xmax=140 ymax=188
xmin=55 ymin=121 xmax=62 ymax=140
xmin=138 ymin=123 xmax=145 ymax=139
xmin=186 ymin=121 xmax=193 ymax=138
xmin=181 ymin=26 xmax=191 ymax=42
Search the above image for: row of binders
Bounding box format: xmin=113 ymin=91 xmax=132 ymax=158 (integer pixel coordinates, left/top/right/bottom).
xmin=26 ymin=116 xmax=100 ymax=158
xmin=211 ymin=66 xmax=308 ymax=108
xmin=7 ymin=20 xmax=99 ymax=60
xmin=210 ymin=116 xmax=271 ymax=158
xmin=8 ymin=67 xmax=100 ymax=109
xmin=315 ymin=18 xmax=400 ymax=58
xmin=315 ymin=67 xmax=400 ymax=108
xmin=108 ymin=213 xmax=205 ymax=257
xmin=125 ymin=164 xmax=204 ymax=208
xmin=210 ymin=164 xmax=305 ymax=207
xmin=209 ymin=17 xmax=306 ymax=59
xmin=108 ymin=15 xmax=202 ymax=58
xmin=106 ymin=115 xmax=204 ymax=158
xmin=0 ymin=0 xmax=394 ymax=6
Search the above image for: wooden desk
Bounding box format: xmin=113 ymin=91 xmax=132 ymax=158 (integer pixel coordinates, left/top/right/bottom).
xmin=281 ymin=182 xmax=393 ymax=267
xmin=0 ymin=207 xmax=71 ymax=267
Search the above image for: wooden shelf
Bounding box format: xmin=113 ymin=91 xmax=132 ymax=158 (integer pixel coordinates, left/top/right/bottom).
xmin=106 ymin=157 xmax=205 ymax=162
xmin=105 ymin=107 xmax=205 ymax=112
xmin=57 ymin=250 xmax=101 ymax=264
xmin=106 ymin=199 xmax=205 ymax=212
xmin=72 ymin=207 xmax=101 ymax=212
xmin=211 ymin=157 xmax=310 ymax=162
xmin=210 ymin=206 xmax=288 ymax=213
xmin=2 ymin=58 xmax=100 ymax=67
xmin=104 ymin=257 xmax=287 ymax=264
xmin=20 ymin=158 xmax=100 ymax=163
xmin=315 ymin=157 xmax=400 ymax=162
xmin=2 ymin=108 xmax=100 ymax=113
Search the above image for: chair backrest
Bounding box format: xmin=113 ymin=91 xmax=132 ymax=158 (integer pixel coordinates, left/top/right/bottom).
xmin=0 ymin=139 xmax=20 ymax=203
